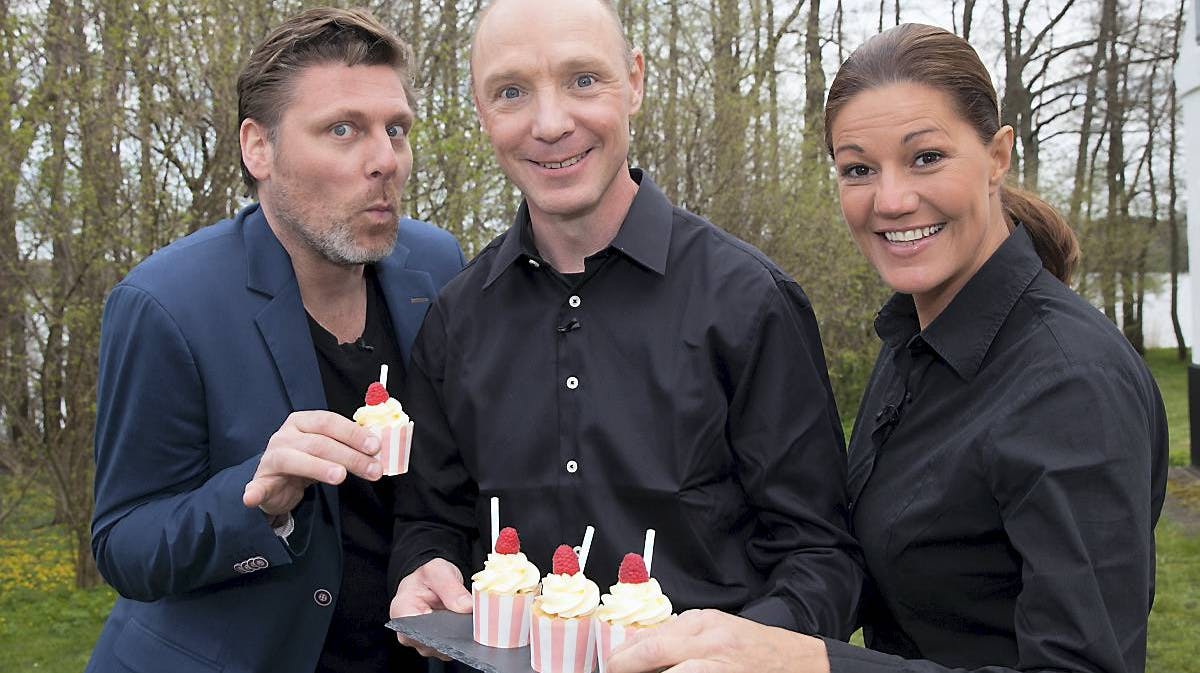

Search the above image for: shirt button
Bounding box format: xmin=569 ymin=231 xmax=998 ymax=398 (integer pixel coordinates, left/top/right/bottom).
xmin=314 ymin=589 xmax=333 ymax=607
xmin=565 ymin=376 xmax=579 ymax=390
xmin=566 ymin=459 xmax=578 ymax=473
xmin=528 ymin=258 xmax=541 ymax=268
xmin=568 ymin=295 xmax=582 ymax=308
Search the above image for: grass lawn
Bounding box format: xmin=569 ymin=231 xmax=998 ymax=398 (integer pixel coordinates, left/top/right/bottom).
xmin=0 ymin=349 xmax=1195 ymax=672
xmin=1144 ymin=348 xmax=1193 ymax=467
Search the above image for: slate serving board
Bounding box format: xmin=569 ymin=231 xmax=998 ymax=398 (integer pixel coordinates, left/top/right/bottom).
xmin=386 ymin=611 xmax=536 ymax=673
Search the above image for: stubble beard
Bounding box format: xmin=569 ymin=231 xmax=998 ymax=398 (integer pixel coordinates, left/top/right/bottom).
xmin=270 ymin=180 xmax=399 ymax=267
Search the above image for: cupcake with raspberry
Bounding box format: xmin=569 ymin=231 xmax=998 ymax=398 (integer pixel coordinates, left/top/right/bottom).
xmin=471 ymin=526 xmax=540 ymax=648
xmin=530 ymin=544 xmax=601 ymax=673
xmin=351 ymin=369 xmax=412 ymax=475
xmin=593 ymin=553 xmax=673 ymax=672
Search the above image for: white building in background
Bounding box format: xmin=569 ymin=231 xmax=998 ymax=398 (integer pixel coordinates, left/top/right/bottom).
xmin=1177 ymin=0 xmax=1199 ymax=466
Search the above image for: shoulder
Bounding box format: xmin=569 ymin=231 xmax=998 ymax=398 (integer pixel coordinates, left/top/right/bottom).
xmin=398 ymin=218 xmax=461 ymax=255
xmin=1011 ymin=271 xmax=1148 ymax=379
xmin=985 ymin=271 xmax=1164 ymax=432
xmin=118 ymin=215 xmax=246 ymax=307
xmin=396 ymin=218 xmax=465 ymax=286
xmin=669 ymin=206 xmax=811 ymax=309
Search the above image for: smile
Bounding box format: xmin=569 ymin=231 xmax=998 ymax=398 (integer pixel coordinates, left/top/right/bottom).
xmin=883 ymin=224 xmax=943 ymax=244
xmin=535 ymin=150 xmax=589 ymax=169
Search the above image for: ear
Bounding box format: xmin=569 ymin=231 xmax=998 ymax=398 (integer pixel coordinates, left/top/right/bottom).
xmin=240 ymin=118 xmax=273 ymax=184
xmin=627 ymin=49 xmax=645 ymax=116
xmin=988 ymin=125 xmax=1014 ymax=192
xmin=471 ymin=86 xmax=492 ymax=137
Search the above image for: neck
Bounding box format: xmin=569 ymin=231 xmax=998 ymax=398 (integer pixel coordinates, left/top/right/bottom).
xmin=262 ymin=202 xmax=367 ymax=343
xmin=913 ymin=200 xmax=1012 ymax=330
xmin=528 ymin=167 xmax=639 ymax=273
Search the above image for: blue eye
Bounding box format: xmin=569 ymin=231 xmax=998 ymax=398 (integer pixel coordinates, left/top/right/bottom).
xmin=915 ymin=151 xmax=943 ymax=167
xmin=332 ymin=123 xmax=350 ymax=137
xmin=501 ymin=86 xmax=521 ymax=100
xmin=576 ymin=74 xmax=595 ymax=88
xmin=387 ymin=124 xmax=404 ymax=138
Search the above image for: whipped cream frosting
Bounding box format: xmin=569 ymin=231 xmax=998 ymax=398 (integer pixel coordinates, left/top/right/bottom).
xmin=536 ymin=571 xmax=600 ymax=618
xmin=595 ymin=578 xmax=672 ymax=626
xmin=353 ymin=397 xmax=410 ymax=427
xmin=471 ymin=552 xmax=540 ymax=595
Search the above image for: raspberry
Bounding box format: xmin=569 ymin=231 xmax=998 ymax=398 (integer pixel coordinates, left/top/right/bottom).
xmin=617 ymin=553 xmax=649 ymax=584
xmin=495 ymin=527 xmax=520 ymax=554
xmin=552 ymin=544 xmax=580 ymax=575
xmin=365 ymin=382 xmax=389 ymax=406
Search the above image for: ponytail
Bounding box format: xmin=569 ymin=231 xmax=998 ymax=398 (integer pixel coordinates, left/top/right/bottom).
xmin=1000 ymin=184 xmax=1079 ymax=284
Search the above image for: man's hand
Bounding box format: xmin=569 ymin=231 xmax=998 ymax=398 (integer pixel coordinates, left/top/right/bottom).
xmin=607 ymin=609 xmax=831 ymax=673
xmin=242 ymin=410 xmax=381 ymax=516
xmin=390 ymin=558 xmax=474 ymax=659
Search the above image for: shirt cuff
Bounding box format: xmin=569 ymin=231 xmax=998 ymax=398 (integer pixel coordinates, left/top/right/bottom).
xmin=823 ymin=638 xmax=907 ymax=673
xmin=737 ymin=596 xmax=798 ymax=631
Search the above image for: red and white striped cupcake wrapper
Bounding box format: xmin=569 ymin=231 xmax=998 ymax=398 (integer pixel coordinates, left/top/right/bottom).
xmin=374 ymin=421 xmax=412 ymax=476
xmin=472 ymin=588 xmax=534 ymax=648
xmin=593 ymin=620 xmax=642 ymax=673
xmin=530 ymin=613 xmax=596 ymax=673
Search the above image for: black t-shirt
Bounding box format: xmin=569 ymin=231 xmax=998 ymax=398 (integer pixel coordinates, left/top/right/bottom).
xmin=310 ymin=267 xmax=423 ymax=673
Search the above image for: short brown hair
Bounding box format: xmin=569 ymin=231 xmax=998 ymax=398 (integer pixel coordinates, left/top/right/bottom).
xmin=237 ymin=7 xmax=416 ymax=195
xmin=824 ymin=24 xmax=1079 ymax=284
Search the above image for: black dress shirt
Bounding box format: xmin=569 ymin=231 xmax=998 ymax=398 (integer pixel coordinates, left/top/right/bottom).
xmin=825 ymin=226 xmax=1168 ymax=673
xmin=393 ymin=170 xmax=862 ymax=636
xmin=308 ymin=268 xmax=423 ymax=673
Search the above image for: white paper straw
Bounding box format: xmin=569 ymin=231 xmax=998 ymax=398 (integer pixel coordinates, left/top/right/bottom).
xmin=379 ymin=364 xmax=389 ymax=388
xmin=578 ymin=525 xmax=595 ymax=572
xmin=490 ymin=497 xmax=500 ymax=552
xmin=643 ymin=529 xmax=656 ymax=575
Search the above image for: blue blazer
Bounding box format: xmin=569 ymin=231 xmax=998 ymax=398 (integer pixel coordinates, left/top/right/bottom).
xmin=86 ymin=205 xmax=464 ymax=673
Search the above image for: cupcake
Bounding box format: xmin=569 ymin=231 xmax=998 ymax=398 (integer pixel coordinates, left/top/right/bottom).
xmin=470 ymin=526 xmax=540 ymax=648
xmin=351 ymin=380 xmax=412 ymax=476
xmin=530 ymin=545 xmax=602 ymax=673
xmin=593 ymin=553 xmax=672 ymax=672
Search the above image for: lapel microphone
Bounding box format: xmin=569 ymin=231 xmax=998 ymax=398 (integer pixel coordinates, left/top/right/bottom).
xmin=355 ymin=337 xmax=375 ymax=352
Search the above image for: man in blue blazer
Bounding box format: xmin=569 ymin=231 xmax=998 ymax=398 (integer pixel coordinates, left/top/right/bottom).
xmin=86 ymin=9 xmax=463 ymax=673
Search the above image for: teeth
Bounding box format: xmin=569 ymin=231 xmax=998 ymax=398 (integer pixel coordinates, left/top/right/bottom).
xmin=538 ymin=152 xmax=586 ymax=169
xmin=884 ymin=224 xmax=944 ymax=244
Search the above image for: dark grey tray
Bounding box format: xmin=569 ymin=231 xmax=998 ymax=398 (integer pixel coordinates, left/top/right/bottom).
xmin=386 ymin=611 xmax=536 ymax=673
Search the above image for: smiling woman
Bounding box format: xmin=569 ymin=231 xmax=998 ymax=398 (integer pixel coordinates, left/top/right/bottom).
xmin=605 ymin=22 xmax=1169 ymax=673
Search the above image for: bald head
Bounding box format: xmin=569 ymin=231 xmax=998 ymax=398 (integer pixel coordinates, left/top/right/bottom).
xmin=470 ymin=0 xmax=634 ymax=85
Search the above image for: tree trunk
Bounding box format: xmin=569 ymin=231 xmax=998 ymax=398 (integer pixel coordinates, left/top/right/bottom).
xmin=1167 ymin=0 xmax=1187 ymax=359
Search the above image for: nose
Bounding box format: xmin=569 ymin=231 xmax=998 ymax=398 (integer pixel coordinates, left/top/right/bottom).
xmin=365 ymin=128 xmax=400 ymax=180
xmin=531 ymin=89 xmax=574 ymax=143
xmin=873 ymin=170 xmax=919 ymax=218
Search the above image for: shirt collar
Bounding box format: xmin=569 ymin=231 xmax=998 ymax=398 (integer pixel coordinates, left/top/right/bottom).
xmin=874 ymin=224 xmax=1043 ymax=381
xmin=482 ymin=168 xmax=672 ymax=289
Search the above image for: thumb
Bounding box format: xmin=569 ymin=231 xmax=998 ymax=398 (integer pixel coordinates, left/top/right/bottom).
xmin=243 ymin=480 xmax=265 ymax=508
xmin=427 ymin=561 xmax=472 ymax=613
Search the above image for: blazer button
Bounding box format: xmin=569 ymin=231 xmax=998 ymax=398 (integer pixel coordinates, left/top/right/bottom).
xmin=314 ymin=589 xmax=333 ymax=607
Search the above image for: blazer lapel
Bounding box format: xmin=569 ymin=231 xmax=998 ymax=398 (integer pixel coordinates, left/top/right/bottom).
xmin=243 ymin=208 xmax=328 ymax=413
xmin=375 ymin=241 xmax=438 ymax=366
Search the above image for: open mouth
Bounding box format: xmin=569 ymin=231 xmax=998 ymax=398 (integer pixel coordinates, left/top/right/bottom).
xmin=535 ymin=150 xmax=590 ymax=170
xmin=882 ymin=224 xmax=944 ymax=244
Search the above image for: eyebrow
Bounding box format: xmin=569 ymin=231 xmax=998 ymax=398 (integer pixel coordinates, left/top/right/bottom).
xmin=319 ymin=107 xmax=413 ymax=125
xmin=902 ymin=128 xmax=939 ymax=144
xmin=833 ymin=142 xmax=864 ymax=157
xmin=480 ymin=57 xmax=615 ymax=92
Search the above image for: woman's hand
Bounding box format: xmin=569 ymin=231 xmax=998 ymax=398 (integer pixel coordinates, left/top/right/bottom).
xmin=606 ymin=609 xmax=831 ymax=673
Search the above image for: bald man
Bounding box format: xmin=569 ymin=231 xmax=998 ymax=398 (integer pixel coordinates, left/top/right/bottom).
xmin=390 ymin=0 xmax=862 ymax=653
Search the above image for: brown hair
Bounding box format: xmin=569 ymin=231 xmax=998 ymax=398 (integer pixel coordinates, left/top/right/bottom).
xmin=236 ymin=7 xmax=416 ymax=195
xmin=824 ymin=23 xmax=1079 ymax=283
